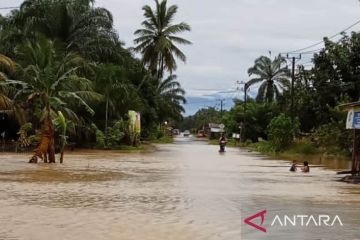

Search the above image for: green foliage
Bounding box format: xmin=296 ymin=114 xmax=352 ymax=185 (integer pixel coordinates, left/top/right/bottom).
xmin=17 ymin=122 xmax=33 ymax=147
xmin=179 ymin=107 xmax=222 ymax=132
xmin=247 ymin=55 xmax=290 ymax=103
xmin=54 ymin=111 xmax=68 ymax=145
xmin=223 ymin=100 xmax=280 ymax=142
xmin=268 ymin=114 xmax=300 ymax=151
xmin=151 ymin=136 xmax=174 ymax=144
xmin=0 ymin=0 xmax=190 ymax=150
xmin=288 ymin=140 xmax=318 ymax=155
xmin=134 ymin=0 xmax=191 ymax=78
xmin=106 ymin=120 xmax=126 ymax=148
xmin=147 ymin=128 xmax=165 ymax=140
xmin=311 ymin=122 xmax=351 ymax=154
xmin=249 ymin=141 xmax=277 ymax=154
xmin=91 ymin=124 xmax=106 ymax=148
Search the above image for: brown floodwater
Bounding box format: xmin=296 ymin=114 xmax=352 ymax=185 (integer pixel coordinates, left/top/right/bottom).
xmin=0 ymin=137 xmax=360 ymax=240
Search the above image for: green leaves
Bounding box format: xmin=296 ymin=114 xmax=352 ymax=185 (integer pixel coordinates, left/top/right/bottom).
xmin=248 ymin=55 xmax=290 ymax=103
xmin=134 ymin=0 xmax=191 ymax=78
xmin=268 ymin=114 xmax=300 ymax=151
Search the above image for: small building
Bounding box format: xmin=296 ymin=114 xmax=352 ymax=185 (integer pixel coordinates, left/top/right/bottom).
xmin=208 ymin=123 xmax=225 ymax=139
xmin=339 ymin=102 xmax=360 ymax=176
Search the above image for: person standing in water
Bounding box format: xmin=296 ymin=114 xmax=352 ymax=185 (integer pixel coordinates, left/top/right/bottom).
xmin=301 ymin=161 xmax=310 ymax=173
xmin=289 ymin=160 xmax=297 ymax=172
xmin=219 ymin=133 xmax=227 ymax=152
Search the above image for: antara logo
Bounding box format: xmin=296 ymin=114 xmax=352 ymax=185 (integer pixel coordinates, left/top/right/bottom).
xmin=244 ymin=210 xmax=343 ymax=233
xmin=243 ymin=210 xmax=267 ymax=232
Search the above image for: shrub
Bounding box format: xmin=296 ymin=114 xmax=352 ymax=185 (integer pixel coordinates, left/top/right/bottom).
xmin=289 ymin=140 xmax=318 ymax=155
xmin=107 ymin=120 xmax=126 ymax=147
xmin=249 ymin=141 xmax=277 ymax=154
xmin=268 ymin=114 xmax=300 ymax=151
xmin=91 ymin=124 xmax=105 ymax=148
xmin=311 ymin=122 xmax=351 ymax=153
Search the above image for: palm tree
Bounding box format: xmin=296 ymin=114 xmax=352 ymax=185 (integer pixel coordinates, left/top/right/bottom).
xmin=134 ymin=0 xmax=191 ymax=79
xmin=156 ymin=75 xmax=186 ymax=121
xmin=247 ymin=55 xmax=290 ymax=103
xmin=2 ymin=35 xmax=101 ymax=163
xmin=95 ymin=64 xmax=139 ymax=143
xmin=1 ymin=0 xmax=123 ymax=63
xmin=0 ymin=54 xmax=26 ymax=124
xmin=0 ymin=54 xmax=16 ymax=109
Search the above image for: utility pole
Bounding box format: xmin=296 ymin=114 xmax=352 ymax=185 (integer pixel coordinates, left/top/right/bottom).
xmin=237 ymin=81 xmax=250 ymax=142
xmin=286 ymin=53 xmax=301 ymax=122
xmin=218 ymin=99 xmax=225 ymax=117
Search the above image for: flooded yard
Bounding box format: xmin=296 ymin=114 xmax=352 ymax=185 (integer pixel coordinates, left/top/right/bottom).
xmin=0 ymin=137 xmax=359 ymax=240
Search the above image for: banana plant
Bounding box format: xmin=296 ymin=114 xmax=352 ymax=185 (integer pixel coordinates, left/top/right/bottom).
xmin=54 ymin=111 xmax=68 ymax=163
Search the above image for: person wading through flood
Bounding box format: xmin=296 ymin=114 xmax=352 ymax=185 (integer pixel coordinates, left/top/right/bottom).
xmin=289 ymin=160 xmax=297 ymax=172
xmin=219 ymin=133 xmax=227 ymax=152
xmin=301 ymin=161 xmax=310 ymax=173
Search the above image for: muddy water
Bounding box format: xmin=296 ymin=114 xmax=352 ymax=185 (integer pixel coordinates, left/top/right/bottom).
xmin=0 ymin=137 xmax=359 ymax=240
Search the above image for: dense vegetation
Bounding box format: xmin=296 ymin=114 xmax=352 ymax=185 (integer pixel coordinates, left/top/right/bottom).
xmin=182 ymin=33 xmax=360 ymax=156
xmin=0 ymin=0 xmax=190 ymax=162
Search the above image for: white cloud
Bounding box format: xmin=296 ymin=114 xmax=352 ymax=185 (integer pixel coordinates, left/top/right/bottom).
xmin=2 ymin=0 xmax=360 ymax=109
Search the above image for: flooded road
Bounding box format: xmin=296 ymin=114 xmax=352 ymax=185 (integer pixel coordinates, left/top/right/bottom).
xmin=0 ymin=137 xmax=360 ymax=240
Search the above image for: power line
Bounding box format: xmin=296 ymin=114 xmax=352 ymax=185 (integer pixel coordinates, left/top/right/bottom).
xmin=0 ymin=6 xmax=18 ymax=10
xmin=299 ymin=48 xmax=324 ymax=55
xmin=284 ymin=18 xmax=360 ymax=54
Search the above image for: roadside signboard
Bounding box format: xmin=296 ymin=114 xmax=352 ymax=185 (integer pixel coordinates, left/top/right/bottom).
xmin=346 ymin=109 xmax=360 ymax=129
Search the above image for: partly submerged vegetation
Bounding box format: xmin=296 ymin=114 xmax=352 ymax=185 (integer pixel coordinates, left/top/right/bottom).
xmin=181 ymin=33 xmax=360 ymax=160
xmin=0 ymin=0 xmax=189 ymax=162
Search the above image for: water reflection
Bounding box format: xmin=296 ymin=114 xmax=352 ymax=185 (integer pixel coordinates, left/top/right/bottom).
xmin=0 ymin=137 xmax=359 ymax=240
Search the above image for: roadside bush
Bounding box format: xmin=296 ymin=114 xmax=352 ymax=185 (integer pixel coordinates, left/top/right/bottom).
xmin=311 ymin=121 xmax=351 ymax=154
xmin=268 ymin=114 xmax=300 ymax=151
xmin=107 ymin=120 xmax=126 ymax=148
xmin=91 ymin=124 xmax=105 ymax=148
xmin=289 ymin=139 xmax=318 ymax=155
xmin=249 ymin=141 xmax=276 ymax=154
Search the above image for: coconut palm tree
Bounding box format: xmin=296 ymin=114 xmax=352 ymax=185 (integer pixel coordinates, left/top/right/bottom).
xmin=95 ymin=64 xmax=141 ymax=142
xmin=0 ymin=54 xmax=16 ymax=110
xmin=247 ymin=55 xmax=290 ymax=103
xmin=134 ymin=0 xmax=191 ymax=79
xmin=156 ymin=75 xmax=186 ymax=121
xmin=0 ymin=54 xmax=26 ymax=124
xmin=1 ymin=0 xmax=123 ymax=63
xmin=2 ymin=35 xmax=101 ymax=163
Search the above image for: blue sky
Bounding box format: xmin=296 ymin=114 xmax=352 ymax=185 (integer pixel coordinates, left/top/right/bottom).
xmin=1 ymin=0 xmax=360 ymax=115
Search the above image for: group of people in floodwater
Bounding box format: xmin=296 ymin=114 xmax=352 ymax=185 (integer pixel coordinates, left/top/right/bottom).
xmin=218 ymin=134 xmax=310 ymax=173
xmin=219 ymin=133 xmax=310 ymax=173
xmin=290 ymin=160 xmax=310 ymax=173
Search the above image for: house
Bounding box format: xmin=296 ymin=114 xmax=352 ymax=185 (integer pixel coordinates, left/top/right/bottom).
xmin=208 ymin=123 xmax=225 ymax=139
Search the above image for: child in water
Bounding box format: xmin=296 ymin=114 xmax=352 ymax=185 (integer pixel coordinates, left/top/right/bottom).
xmin=289 ymin=160 xmax=297 ymax=172
xmin=301 ymin=161 xmax=310 ymax=173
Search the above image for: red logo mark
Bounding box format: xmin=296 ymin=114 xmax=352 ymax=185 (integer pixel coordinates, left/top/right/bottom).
xmin=243 ymin=210 xmax=267 ymax=233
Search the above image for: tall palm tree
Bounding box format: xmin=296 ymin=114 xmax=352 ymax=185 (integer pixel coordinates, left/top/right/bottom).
xmin=0 ymin=54 xmax=26 ymax=124
xmin=134 ymin=0 xmax=191 ymax=79
xmin=95 ymin=64 xmax=140 ymax=142
xmin=0 ymin=54 xmax=16 ymax=110
xmin=247 ymin=55 xmax=290 ymax=103
xmin=2 ymin=35 xmax=101 ymax=163
xmin=156 ymin=75 xmax=186 ymax=121
xmin=1 ymin=0 xmax=123 ymax=63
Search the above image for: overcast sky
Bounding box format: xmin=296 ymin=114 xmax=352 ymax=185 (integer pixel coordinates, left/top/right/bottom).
xmin=1 ymin=0 xmax=360 ymax=114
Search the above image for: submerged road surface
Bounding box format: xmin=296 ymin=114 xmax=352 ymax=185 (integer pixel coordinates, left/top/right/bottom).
xmin=0 ymin=137 xmax=360 ymax=240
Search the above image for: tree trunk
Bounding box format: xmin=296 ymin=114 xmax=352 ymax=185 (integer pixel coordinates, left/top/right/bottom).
xmin=157 ymin=54 xmax=164 ymax=79
xmin=47 ymin=109 xmax=56 ymax=163
xmin=29 ymin=128 xmax=50 ymax=163
xmin=105 ymin=94 xmax=109 ymax=147
xmin=60 ymin=147 xmax=64 ymax=164
xmin=160 ymin=56 xmax=164 ymax=79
